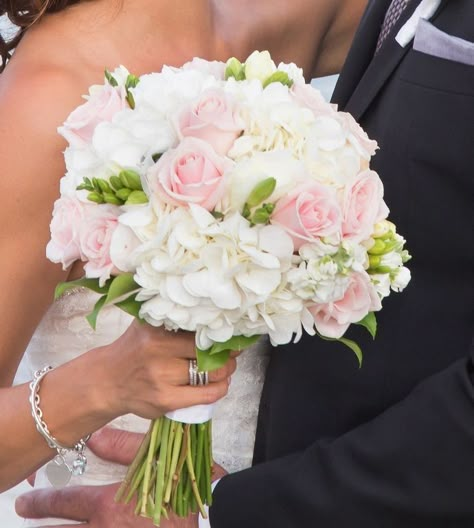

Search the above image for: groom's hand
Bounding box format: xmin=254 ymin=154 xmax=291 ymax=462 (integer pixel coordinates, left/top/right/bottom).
xmin=15 ymin=427 xmax=224 ymax=527
xmin=16 ymin=482 xmax=198 ymax=527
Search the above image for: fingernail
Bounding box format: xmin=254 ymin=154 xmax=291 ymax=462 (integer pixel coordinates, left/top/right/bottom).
xmin=15 ymin=496 xmax=27 ymax=517
xmin=227 ymin=377 xmax=232 ymax=386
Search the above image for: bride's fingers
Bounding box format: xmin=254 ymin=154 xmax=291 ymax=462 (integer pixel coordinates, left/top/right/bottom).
xmin=165 ymin=378 xmax=231 ymax=411
xmin=169 ymin=357 xmax=236 ymax=386
xmin=26 ymin=472 xmax=36 ymax=487
xmin=88 ymin=427 xmax=144 ymax=466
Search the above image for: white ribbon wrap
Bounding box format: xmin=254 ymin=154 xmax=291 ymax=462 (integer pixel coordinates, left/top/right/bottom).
xmin=395 ymin=0 xmax=442 ymax=47
xmin=165 ymin=403 xmax=214 ymax=424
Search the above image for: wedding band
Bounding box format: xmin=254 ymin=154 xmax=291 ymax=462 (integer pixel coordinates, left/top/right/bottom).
xmin=197 ymin=370 xmax=209 ymax=386
xmin=188 ymin=359 xmax=198 ymax=386
xmin=188 ymin=359 xmax=209 ymax=386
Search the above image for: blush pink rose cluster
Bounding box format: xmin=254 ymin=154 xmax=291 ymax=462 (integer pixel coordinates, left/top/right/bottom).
xmin=271 ymin=170 xmax=389 ymax=250
xmin=59 ymin=84 xmax=127 ymax=147
xmin=47 ymin=197 xmax=120 ymax=285
xmin=148 ymin=137 xmax=233 ymax=211
xmin=310 ymin=271 xmax=382 ymax=339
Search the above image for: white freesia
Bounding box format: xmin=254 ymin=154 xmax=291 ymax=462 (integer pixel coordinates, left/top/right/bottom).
xmin=277 ymin=61 xmax=305 ymax=85
xmin=371 ymin=273 xmax=391 ymax=298
xmin=92 ymin=121 xmax=149 ymax=167
xmin=225 ymin=151 xmax=306 ymax=212
xmin=244 ymin=50 xmax=276 ymax=83
xmin=391 ymin=266 xmax=411 ymax=292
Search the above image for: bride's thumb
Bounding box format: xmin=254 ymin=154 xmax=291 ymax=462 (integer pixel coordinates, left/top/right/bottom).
xmin=87 ymin=427 xmax=144 ymax=465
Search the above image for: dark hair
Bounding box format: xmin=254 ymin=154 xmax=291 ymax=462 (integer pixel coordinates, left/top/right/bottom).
xmin=0 ymin=0 xmax=80 ymax=72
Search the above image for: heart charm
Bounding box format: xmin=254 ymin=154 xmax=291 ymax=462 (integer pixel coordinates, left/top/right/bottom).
xmin=46 ymin=457 xmax=71 ymax=488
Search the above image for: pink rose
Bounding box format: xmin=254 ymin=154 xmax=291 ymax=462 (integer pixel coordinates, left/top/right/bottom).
xmin=182 ymin=58 xmax=226 ymax=79
xmin=310 ymin=272 xmax=382 ymax=339
xmin=149 ymin=137 xmax=232 ymax=211
xmin=59 ymin=85 xmax=127 ymax=147
xmin=46 ymin=197 xmax=87 ymax=269
xmin=338 ymin=111 xmax=378 ymax=159
xmin=177 ymin=89 xmax=244 ymax=155
xmin=291 ymin=83 xmax=337 ymax=117
xmin=271 ymin=182 xmax=342 ymax=251
xmin=79 ymin=205 xmax=119 ymax=286
xmin=341 ymin=170 xmax=389 ymax=243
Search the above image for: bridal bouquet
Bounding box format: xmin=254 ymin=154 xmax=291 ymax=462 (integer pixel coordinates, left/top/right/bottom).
xmin=47 ymin=51 xmax=410 ymax=525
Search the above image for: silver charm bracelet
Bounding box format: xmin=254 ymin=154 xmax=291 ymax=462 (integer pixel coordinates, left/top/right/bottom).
xmin=29 ymin=366 xmax=90 ymax=488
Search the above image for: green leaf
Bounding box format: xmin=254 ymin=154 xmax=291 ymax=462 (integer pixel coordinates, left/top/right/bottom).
xmin=196 ymin=349 xmax=230 ymax=372
xmin=224 ymin=58 xmax=246 ymax=81
xmin=54 ymin=278 xmax=109 ymax=300
xmin=104 ymin=69 xmax=119 ymax=87
xmin=246 ymin=178 xmax=276 ymax=208
xmin=86 ymin=295 xmax=107 ymax=330
xmin=105 ymin=273 xmax=140 ymax=305
xmin=262 ymin=71 xmax=294 ymax=89
xmin=209 ymin=335 xmax=261 ymax=355
xmin=339 ymin=337 xmax=363 ymax=368
xmin=356 ymin=312 xmax=377 ymax=339
xmin=317 ymin=332 xmax=363 ymax=368
xmin=196 ymin=335 xmax=261 ymax=371
xmin=115 ymin=295 xmax=143 ymax=319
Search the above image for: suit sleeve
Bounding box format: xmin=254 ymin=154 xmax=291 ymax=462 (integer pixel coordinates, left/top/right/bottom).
xmin=209 ymin=342 xmax=474 ymax=527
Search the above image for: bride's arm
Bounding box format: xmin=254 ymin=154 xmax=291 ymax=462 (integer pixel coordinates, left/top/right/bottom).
xmin=0 ymin=66 xmax=233 ymax=493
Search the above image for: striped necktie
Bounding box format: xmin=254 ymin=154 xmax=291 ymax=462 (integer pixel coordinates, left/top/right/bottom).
xmin=375 ymin=0 xmax=412 ymax=53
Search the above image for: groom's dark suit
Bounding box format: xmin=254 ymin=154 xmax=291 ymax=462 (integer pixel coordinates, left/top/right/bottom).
xmin=210 ymin=0 xmax=474 ymax=526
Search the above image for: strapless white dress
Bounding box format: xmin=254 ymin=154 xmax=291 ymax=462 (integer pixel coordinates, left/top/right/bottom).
xmin=22 ymin=289 xmax=269 ymax=526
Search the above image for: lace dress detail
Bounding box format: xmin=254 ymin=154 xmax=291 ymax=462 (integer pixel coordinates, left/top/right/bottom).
xmin=24 ymin=289 xmax=269 ymax=526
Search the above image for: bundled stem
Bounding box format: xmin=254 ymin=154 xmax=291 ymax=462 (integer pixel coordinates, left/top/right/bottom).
xmin=115 ymin=416 xmax=213 ymax=526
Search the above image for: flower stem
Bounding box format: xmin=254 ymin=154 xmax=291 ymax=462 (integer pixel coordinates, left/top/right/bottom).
xmin=114 ymin=425 xmax=152 ymax=503
xmin=185 ymin=425 xmax=207 ymax=518
xmin=153 ymin=417 xmax=171 ymax=526
xmin=164 ymin=422 xmax=183 ymax=504
xmin=141 ymin=419 xmax=161 ymax=516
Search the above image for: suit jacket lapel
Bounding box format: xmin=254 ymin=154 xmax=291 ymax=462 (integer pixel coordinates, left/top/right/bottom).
xmin=343 ymin=0 xmax=422 ymax=119
xmin=338 ymin=0 xmax=449 ymax=120
xmin=331 ymin=0 xmax=392 ymax=108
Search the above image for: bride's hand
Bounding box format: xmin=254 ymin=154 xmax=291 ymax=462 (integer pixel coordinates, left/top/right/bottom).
xmin=96 ymin=321 xmax=236 ymax=420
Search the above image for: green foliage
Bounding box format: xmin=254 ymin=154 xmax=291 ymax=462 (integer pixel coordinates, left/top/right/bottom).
xmin=356 ymin=312 xmax=377 ymax=339
xmin=54 ymin=278 xmax=110 ymax=300
xmin=105 ymin=273 xmax=140 ymax=305
xmin=126 ymin=190 xmax=148 ymax=205
xmin=317 ymin=332 xmax=363 ymax=368
xmin=225 ymin=58 xmax=246 ymax=81
xmin=196 ymin=335 xmax=261 ymax=372
xmin=104 ymin=69 xmax=118 ymax=87
xmin=77 ymin=170 xmax=148 ymax=206
xmin=262 ymin=71 xmax=294 ymax=89
xmin=246 ymin=178 xmax=276 ymax=208
xmin=115 ymin=295 xmax=143 ymax=319
xmin=86 ymin=295 xmax=107 ymax=330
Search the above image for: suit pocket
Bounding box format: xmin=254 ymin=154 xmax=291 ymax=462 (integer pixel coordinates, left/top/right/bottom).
xmin=398 ymin=49 xmax=474 ymax=96
xmin=412 ymin=19 xmax=474 ymax=67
